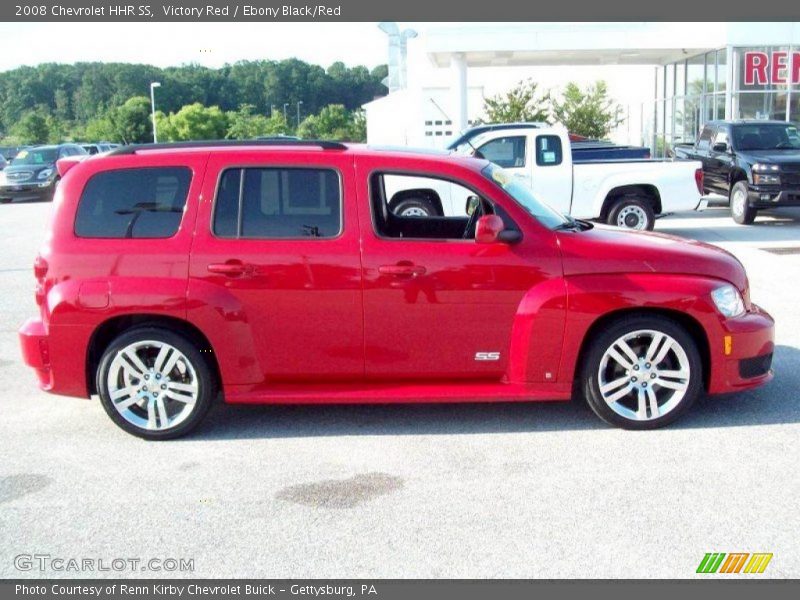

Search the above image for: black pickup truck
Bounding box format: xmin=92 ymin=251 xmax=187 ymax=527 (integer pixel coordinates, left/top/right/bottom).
xmin=674 ymin=120 xmax=800 ymax=224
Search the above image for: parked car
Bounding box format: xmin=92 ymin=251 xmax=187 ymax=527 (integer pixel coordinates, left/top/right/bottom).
xmin=448 ymin=123 xmax=651 ymax=163
xmin=0 ymin=143 xmax=87 ymax=203
xmin=674 ymin=120 xmax=800 ymax=224
xmin=19 ymin=140 xmax=774 ymax=439
xmin=0 ymin=154 xmax=6 ymax=170
xmin=81 ymin=142 xmax=120 ymax=155
xmin=406 ymin=124 xmax=703 ymax=230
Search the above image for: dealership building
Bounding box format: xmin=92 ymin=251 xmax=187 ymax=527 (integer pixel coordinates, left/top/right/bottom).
xmin=365 ymin=22 xmax=800 ymax=156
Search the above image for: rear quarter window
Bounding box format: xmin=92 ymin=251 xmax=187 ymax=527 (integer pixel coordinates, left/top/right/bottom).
xmin=74 ymin=167 xmax=192 ymax=238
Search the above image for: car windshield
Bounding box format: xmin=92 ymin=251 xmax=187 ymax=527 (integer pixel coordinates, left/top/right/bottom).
xmin=732 ymin=123 xmax=800 ymax=150
xmin=12 ymin=148 xmax=57 ymax=166
xmin=481 ymin=163 xmax=569 ymax=229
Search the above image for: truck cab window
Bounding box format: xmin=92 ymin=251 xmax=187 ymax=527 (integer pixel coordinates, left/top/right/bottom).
xmin=535 ymin=135 xmax=563 ymax=166
xmin=477 ymin=136 xmax=526 ymax=168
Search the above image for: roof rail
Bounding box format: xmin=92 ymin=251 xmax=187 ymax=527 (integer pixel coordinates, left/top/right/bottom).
xmin=108 ymin=139 xmax=348 ymax=155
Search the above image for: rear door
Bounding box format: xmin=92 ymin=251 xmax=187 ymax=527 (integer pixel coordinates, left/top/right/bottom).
xmin=188 ymin=150 xmax=364 ymax=383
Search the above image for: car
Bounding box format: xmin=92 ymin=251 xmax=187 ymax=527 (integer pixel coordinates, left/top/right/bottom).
xmin=0 ymin=154 xmax=7 ymax=170
xmin=80 ymin=142 xmax=120 ymax=155
xmin=412 ymin=124 xmax=703 ymax=231
xmin=18 ymin=139 xmax=774 ymax=439
xmin=674 ymin=120 xmax=800 ymax=224
xmin=0 ymin=143 xmax=88 ymax=203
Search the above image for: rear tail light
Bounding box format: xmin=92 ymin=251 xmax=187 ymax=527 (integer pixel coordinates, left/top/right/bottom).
xmin=695 ymin=168 xmax=704 ymax=194
xmin=33 ymin=255 xmax=48 ymax=280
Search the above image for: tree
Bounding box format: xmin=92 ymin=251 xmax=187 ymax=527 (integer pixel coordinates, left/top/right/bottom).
xmin=482 ymin=79 xmax=550 ymax=123
xmin=225 ymin=104 xmax=290 ymax=139
xmin=11 ymin=110 xmax=50 ymax=144
xmin=108 ymin=96 xmax=153 ymax=144
xmin=551 ymin=81 xmax=624 ymax=139
xmin=157 ymin=103 xmax=229 ymax=141
xmin=297 ymin=104 xmax=364 ymax=141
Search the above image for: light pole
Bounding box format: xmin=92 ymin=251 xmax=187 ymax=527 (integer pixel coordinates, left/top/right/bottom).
xmin=150 ymin=82 xmax=161 ymax=143
xmin=296 ymin=101 xmax=303 ymax=127
xmin=283 ymin=103 xmax=289 ymax=122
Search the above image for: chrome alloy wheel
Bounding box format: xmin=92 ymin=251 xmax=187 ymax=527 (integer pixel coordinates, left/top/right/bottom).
xmin=732 ymin=187 xmax=747 ymax=217
xmin=106 ymin=340 xmax=199 ymax=431
xmin=597 ymin=329 xmax=691 ymax=421
xmin=400 ymin=206 xmax=429 ymax=217
xmin=616 ymin=205 xmax=648 ymax=230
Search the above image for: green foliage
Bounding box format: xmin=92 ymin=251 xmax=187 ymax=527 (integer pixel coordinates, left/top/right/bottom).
xmin=108 ymin=96 xmax=153 ymax=144
xmin=225 ymin=104 xmax=290 ymax=139
xmin=482 ymin=79 xmax=550 ymax=124
xmin=157 ymin=103 xmax=229 ymax=141
xmin=10 ymin=109 xmax=50 ymax=144
xmin=0 ymin=60 xmax=386 ymax=139
xmin=296 ymin=104 xmax=365 ymax=142
xmin=550 ymin=81 xmax=623 ymax=139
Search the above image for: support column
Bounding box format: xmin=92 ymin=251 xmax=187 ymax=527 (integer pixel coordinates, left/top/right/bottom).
xmin=451 ymin=53 xmax=468 ymax=133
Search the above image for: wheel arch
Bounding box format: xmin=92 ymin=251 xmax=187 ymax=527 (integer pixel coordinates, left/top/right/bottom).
xmin=387 ymin=188 xmax=444 ymax=216
xmin=572 ymin=307 xmax=711 ymax=392
xmin=729 ymin=167 xmax=749 ymax=187
xmin=600 ymin=184 xmax=662 ymax=220
xmin=86 ymin=314 xmax=221 ymax=396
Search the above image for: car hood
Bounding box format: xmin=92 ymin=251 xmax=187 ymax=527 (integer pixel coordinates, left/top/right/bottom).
xmin=5 ymin=163 xmax=54 ymax=174
xmin=736 ymin=149 xmax=800 ymax=167
xmin=556 ymin=225 xmax=747 ymax=291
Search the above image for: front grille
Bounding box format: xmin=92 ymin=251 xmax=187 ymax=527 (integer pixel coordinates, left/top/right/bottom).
xmin=739 ymin=353 xmax=773 ymax=379
xmin=5 ymin=170 xmax=33 ymax=182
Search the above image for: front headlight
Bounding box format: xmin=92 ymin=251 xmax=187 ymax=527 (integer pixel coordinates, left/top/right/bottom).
xmin=37 ymin=168 xmax=54 ymax=180
xmin=711 ymin=284 xmax=745 ymax=318
xmin=753 ymin=173 xmax=781 ymax=185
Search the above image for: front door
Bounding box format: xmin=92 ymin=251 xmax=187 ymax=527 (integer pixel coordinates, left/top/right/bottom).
xmin=189 ymin=151 xmax=364 ymax=383
xmin=355 ymin=159 xmax=560 ymax=381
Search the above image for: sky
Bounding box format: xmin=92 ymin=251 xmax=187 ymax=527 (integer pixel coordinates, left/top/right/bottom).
xmin=0 ymin=22 xmax=391 ymax=71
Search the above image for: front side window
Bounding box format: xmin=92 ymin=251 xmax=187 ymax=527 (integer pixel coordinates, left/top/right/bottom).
xmin=712 ymin=129 xmax=729 ymax=151
xmin=213 ymin=167 xmax=341 ymax=239
xmin=696 ymin=126 xmax=714 ymax=150
xmin=477 ymin=136 xmax=527 ymax=168
xmin=75 ymin=167 xmax=191 ymax=238
xmin=535 ymin=135 xmax=563 ymax=166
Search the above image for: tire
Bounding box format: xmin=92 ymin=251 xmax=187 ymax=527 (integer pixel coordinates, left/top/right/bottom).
xmin=580 ymin=315 xmax=703 ymax=430
xmin=730 ymin=181 xmax=757 ymax=225
xmin=393 ymin=197 xmax=438 ymax=217
xmin=96 ymin=327 xmax=215 ymax=440
xmin=607 ymin=196 xmax=656 ymax=231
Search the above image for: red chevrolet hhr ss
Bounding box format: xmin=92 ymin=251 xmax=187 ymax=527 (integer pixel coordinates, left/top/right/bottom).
xmin=19 ymin=141 xmax=774 ymax=439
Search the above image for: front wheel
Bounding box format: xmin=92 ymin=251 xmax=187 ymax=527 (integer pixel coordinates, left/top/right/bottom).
xmin=607 ymin=197 xmax=655 ymax=231
xmin=730 ymin=181 xmax=757 ymax=225
xmin=96 ymin=328 xmax=215 ymax=440
xmin=580 ymin=315 xmax=703 ymax=429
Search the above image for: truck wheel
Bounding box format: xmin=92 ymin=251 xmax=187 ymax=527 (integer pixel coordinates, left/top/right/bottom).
xmin=393 ymin=198 xmax=437 ymax=217
xmin=607 ymin=197 xmax=655 ymax=231
xmin=580 ymin=315 xmax=702 ymax=430
xmin=96 ymin=328 xmax=215 ymax=440
xmin=730 ymin=181 xmax=757 ymax=225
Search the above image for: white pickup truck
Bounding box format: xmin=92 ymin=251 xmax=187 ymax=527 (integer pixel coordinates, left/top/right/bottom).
xmin=386 ymin=125 xmax=705 ymax=230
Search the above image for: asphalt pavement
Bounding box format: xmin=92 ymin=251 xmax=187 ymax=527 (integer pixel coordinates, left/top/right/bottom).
xmin=1 ymin=202 xmax=798 ymax=578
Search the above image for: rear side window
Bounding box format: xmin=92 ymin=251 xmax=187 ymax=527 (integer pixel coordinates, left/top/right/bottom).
xmin=75 ymin=167 xmax=191 ymax=238
xmin=213 ymin=167 xmax=341 ymax=239
xmin=535 ymin=135 xmax=563 ymax=166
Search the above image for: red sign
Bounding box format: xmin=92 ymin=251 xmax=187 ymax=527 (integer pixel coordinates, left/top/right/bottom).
xmin=744 ymin=51 xmax=800 ymax=85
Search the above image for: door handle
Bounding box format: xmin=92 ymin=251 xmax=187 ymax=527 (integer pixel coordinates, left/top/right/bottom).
xmin=208 ymin=261 xmax=253 ymax=277
xmin=378 ymin=264 xmax=427 ymax=277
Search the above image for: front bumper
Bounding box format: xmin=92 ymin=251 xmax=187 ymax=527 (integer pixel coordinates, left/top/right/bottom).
xmin=747 ymin=186 xmax=800 ymax=209
xmin=707 ymin=304 xmax=775 ymax=394
xmin=0 ymin=182 xmax=56 ymax=202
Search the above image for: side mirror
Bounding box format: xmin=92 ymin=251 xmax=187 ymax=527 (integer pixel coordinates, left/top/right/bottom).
xmin=475 ymin=215 xmax=521 ymax=244
xmin=712 ymin=142 xmax=729 ymax=153
xmin=465 ymin=195 xmax=480 ymax=215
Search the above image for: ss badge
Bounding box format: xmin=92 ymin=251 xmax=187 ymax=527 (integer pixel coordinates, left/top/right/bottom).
xmin=474 ymin=351 xmax=501 ymax=361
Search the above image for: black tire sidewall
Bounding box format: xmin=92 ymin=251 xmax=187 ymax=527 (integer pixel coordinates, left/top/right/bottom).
xmin=581 ymin=315 xmax=703 ymax=430
xmin=730 ymin=181 xmax=756 ymax=225
xmin=607 ymin=197 xmax=655 ymax=231
xmin=393 ymin=198 xmax=436 ymax=217
xmin=96 ymin=327 xmax=214 ymax=440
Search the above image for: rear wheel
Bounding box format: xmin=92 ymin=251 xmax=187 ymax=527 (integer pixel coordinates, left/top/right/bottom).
xmin=96 ymin=328 xmax=214 ymax=440
xmin=607 ymin=196 xmax=655 ymax=231
xmin=581 ymin=315 xmax=703 ymax=429
xmin=730 ymin=181 xmax=757 ymax=225
xmin=393 ymin=197 xmax=438 ymax=217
